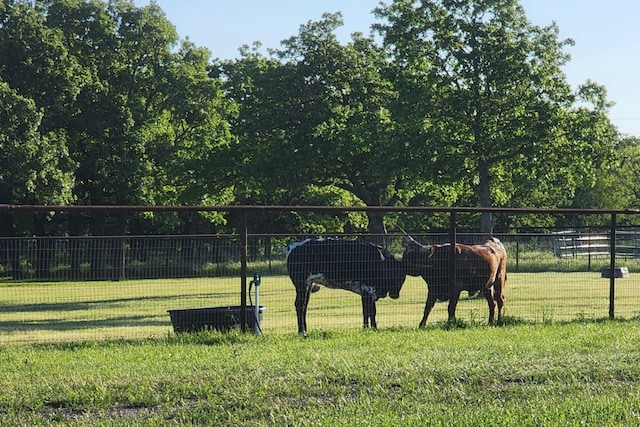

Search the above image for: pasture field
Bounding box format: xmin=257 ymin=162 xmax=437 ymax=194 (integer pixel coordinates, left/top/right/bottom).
xmin=2 ymin=271 xmax=640 ymax=425
xmin=1 ymin=271 xmax=640 ymax=344
xmin=2 ymin=322 xmax=640 ymax=425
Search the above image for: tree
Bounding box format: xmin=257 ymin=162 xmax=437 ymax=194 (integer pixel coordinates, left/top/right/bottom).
xmin=1 ymin=0 xmax=237 ymax=278
xmin=0 ymin=0 xmax=85 ymax=134
xmin=0 ymin=0 xmax=80 ymax=208
xmin=375 ymin=0 xmax=618 ymax=234
xmin=0 ymin=81 xmax=75 ymax=214
xmin=43 ymin=0 xmax=235 ymax=230
xmin=0 ymin=1 xmax=76 ymax=234
xmin=218 ymin=13 xmax=440 ymax=234
xmin=612 ymin=137 xmax=640 ymax=210
xmin=572 ymin=136 xmax=640 ymax=213
xmin=0 ymin=80 xmax=76 ymax=278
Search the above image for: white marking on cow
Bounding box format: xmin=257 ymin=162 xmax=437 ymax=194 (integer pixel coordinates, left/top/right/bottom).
xmin=305 ymin=273 xmax=326 ymax=287
xmin=286 ymin=238 xmax=311 ymax=258
xmin=303 ymin=274 xmax=378 ymax=298
xmin=360 ymin=284 xmax=378 ymax=299
xmin=305 ymin=273 xmax=345 ymax=292
xmin=343 ymin=280 xmax=365 ymax=295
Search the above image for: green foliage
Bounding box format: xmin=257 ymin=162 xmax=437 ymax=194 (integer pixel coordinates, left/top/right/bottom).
xmin=0 ymin=81 xmax=75 ymax=205
xmin=0 ymin=0 xmax=630 ymax=238
xmin=0 ymin=0 xmax=235 ymax=237
xmin=218 ymin=12 xmax=454 ymax=233
xmin=375 ymin=0 xmax=618 ymax=232
xmin=0 ymin=2 xmax=76 ymax=208
xmin=573 ymin=136 xmax=640 ymax=212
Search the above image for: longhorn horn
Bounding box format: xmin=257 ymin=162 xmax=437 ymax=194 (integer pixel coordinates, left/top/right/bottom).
xmin=427 ymin=246 xmax=436 ymax=258
xmin=399 ymin=227 xmax=418 ymax=245
xmin=398 ymin=227 xmax=414 ymax=240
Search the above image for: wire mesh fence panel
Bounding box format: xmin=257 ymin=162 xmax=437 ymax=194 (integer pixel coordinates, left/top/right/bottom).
xmin=1 ymin=207 xmax=640 ymax=344
xmin=0 ymin=236 xmax=244 ymax=344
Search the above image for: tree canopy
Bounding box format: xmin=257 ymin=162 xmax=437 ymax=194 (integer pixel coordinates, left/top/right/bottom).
xmin=0 ymin=0 xmax=626 ymax=236
xmin=373 ymin=0 xmax=618 ymax=233
xmin=1 ymin=0 xmax=235 ymax=235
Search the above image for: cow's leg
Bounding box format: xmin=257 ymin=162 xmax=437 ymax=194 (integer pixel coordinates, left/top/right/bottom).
xmin=294 ymin=285 xmax=311 ymax=334
xmin=361 ymin=294 xmax=377 ymax=329
xmin=484 ymin=287 xmax=497 ymax=324
xmin=494 ymin=281 xmax=505 ymax=323
xmin=447 ymin=291 xmax=461 ymax=322
xmin=419 ymin=293 xmax=438 ymax=328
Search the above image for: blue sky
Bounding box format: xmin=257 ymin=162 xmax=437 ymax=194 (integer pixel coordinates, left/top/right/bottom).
xmin=133 ymin=1 xmax=640 ymax=136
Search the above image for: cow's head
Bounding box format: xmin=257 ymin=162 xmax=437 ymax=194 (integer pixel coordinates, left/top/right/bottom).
xmin=381 ymin=252 xmax=406 ymax=300
xmin=402 ymin=235 xmax=437 ymax=276
xmin=386 ymin=262 xmax=405 ymax=299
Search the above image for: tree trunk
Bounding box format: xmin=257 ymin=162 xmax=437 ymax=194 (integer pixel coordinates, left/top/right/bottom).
xmin=68 ymin=214 xmax=82 ymax=280
xmin=33 ymin=213 xmax=51 ymax=280
xmin=478 ymin=159 xmax=495 ymax=237
xmin=0 ymin=212 xmax=22 ymax=279
xmin=112 ymin=212 xmax=128 ymax=281
xmin=90 ymin=212 xmax=107 ymax=280
xmin=366 ymin=210 xmax=388 ymax=246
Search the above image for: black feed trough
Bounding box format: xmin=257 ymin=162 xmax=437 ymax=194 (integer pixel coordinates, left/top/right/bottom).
xmin=167 ymin=305 xmax=265 ymax=333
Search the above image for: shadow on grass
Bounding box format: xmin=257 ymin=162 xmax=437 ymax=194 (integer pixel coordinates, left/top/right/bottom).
xmin=0 ymin=292 xmax=237 ymax=314
xmin=0 ymin=291 xmax=249 ymax=339
xmin=0 ymin=315 xmax=170 ymax=332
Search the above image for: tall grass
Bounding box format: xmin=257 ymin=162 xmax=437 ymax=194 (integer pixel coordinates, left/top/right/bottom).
xmin=2 ymin=322 xmax=640 ymax=425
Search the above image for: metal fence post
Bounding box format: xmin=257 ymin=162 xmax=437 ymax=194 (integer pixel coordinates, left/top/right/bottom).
xmin=449 ymin=211 xmax=457 ymax=304
xmin=609 ymin=213 xmax=616 ymax=319
xmin=240 ymin=210 xmax=248 ymax=332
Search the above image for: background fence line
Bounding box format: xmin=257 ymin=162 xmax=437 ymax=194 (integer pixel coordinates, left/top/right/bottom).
xmin=1 ymin=205 xmax=640 ymax=343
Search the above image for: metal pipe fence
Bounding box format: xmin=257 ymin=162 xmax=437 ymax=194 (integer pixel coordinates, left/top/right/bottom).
xmin=1 ymin=205 xmax=640 ymax=344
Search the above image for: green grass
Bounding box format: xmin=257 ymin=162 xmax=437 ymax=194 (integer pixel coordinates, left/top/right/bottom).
xmin=2 ymin=322 xmax=640 ymax=425
xmin=2 ymin=271 xmax=640 ymax=344
xmin=2 ymin=272 xmax=640 ymax=425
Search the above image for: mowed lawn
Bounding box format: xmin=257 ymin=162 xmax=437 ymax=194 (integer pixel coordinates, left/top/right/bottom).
xmin=3 ymin=273 xmax=640 ymax=425
xmin=2 ymin=322 xmax=640 ymax=425
xmin=1 ymin=271 xmax=640 ymax=344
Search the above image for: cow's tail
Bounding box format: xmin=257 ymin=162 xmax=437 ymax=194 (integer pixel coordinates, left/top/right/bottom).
xmin=484 ymin=237 xmax=507 ymax=289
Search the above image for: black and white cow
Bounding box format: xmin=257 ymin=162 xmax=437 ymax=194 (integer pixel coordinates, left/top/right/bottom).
xmin=286 ymin=238 xmax=406 ymax=333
